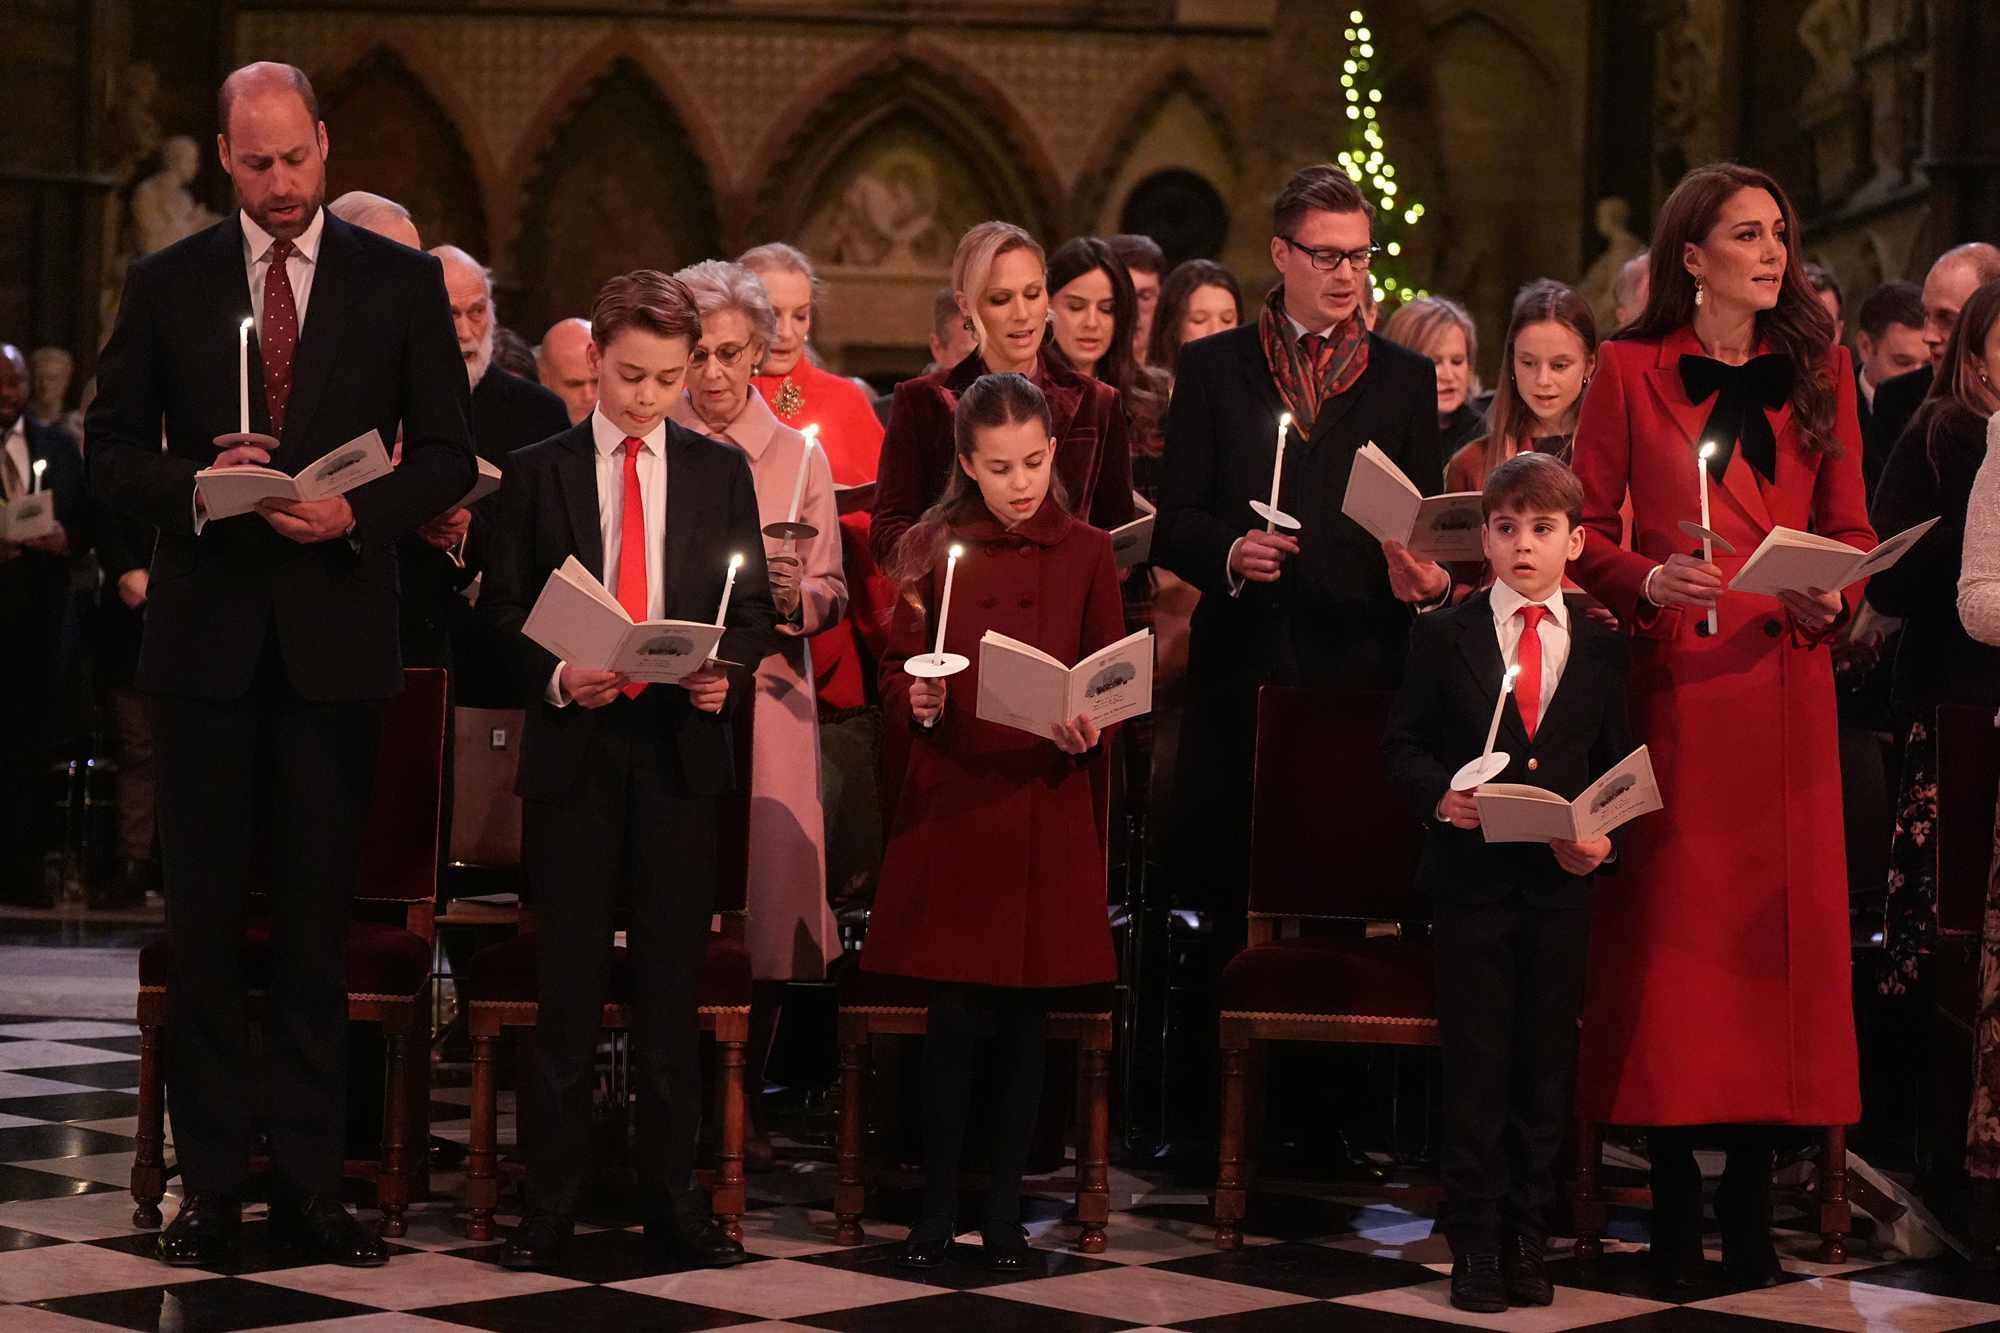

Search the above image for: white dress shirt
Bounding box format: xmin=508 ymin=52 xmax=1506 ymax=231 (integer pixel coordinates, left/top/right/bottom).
xmin=1489 ymin=578 xmax=1571 ymax=713
xmin=548 ymin=407 xmax=669 ymax=705
xmin=1 ymin=418 xmax=27 ymax=501
xmin=241 ymin=207 xmax=323 ymax=335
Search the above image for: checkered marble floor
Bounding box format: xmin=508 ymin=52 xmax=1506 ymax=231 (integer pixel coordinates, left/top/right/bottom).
xmin=0 ymin=1017 xmax=1990 ymax=1331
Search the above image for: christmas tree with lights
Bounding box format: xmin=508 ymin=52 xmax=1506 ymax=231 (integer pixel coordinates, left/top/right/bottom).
xmin=1333 ymin=7 xmax=1426 ymax=305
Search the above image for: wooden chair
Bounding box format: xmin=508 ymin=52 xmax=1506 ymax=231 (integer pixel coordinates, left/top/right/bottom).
xmin=444 ymin=707 xmax=527 ymax=907
xmin=833 ymin=782 xmax=1117 ymax=1253
xmin=1211 ymin=687 xmax=1432 ymax=1248
xmin=460 ymin=707 xmax=755 ymax=1243
xmin=131 ymin=668 xmax=449 ymax=1238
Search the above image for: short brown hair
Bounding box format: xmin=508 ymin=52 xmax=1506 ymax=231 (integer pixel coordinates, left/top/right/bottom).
xmin=1272 ymin=164 xmax=1373 ymax=237
xmin=1482 ymin=451 xmax=1583 ymax=527
xmin=590 ymin=269 xmax=701 ymax=348
xmin=1107 ymin=232 xmax=1165 ymax=278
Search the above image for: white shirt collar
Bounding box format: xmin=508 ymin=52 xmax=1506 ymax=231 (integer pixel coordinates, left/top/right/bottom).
xmin=240 ymin=206 xmax=325 ymax=266
xmin=1285 ymin=312 xmax=1340 ymax=341
xmin=1489 ymin=578 xmax=1569 ymax=634
xmin=591 ymin=405 xmax=666 ymax=459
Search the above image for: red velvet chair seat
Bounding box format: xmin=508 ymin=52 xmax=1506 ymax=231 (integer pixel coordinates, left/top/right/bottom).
xmin=1218 ymin=936 xmax=1436 ymax=1020
xmin=460 ymin=932 xmax=751 ymax=1008
xmin=839 ymin=967 xmax=1113 ymax=1015
xmin=138 ymin=920 xmax=431 ymax=999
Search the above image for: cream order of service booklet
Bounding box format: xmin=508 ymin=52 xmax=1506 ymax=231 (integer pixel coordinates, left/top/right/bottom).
xmin=1729 ymin=517 xmax=1938 ymax=597
xmin=521 ymin=556 xmax=725 ymax=683
xmin=975 ymin=628 xmax=1155 ymax=739
xmin=195 ymin=428 xmax=393 ymax=521
xmin=1474 ymin=744 xmax=1663 ymax=844
xmin=1340 ymin=442 xmax=1485 ymax=561
xmin=0 ymin=491 xmax=57 ymax=543
xmin=1109 ymin=492 xmax=1156 ymax=570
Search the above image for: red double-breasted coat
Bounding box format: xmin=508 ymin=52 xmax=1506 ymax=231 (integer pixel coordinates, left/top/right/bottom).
xmin=862 ymin=498 xmax=1122 ymax=990
xmin=1567 ymin=326 xmax=1872 ymax=1126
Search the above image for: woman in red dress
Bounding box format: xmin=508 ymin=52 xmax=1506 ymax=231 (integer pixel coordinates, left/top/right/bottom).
xmin=1567 ymin=163 xmax=1872 ymax=1288
xmin=866 ymin=372 xmax=1121 ymax=1272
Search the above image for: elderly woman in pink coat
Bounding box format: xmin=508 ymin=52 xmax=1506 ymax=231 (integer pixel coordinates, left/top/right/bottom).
xmin=669 ymin=260 xmax=847 ymax=1166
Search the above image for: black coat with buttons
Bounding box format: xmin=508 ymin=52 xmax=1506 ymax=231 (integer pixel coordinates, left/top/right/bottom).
xmin=1384 ymin=589 xmax=1633 ymax=908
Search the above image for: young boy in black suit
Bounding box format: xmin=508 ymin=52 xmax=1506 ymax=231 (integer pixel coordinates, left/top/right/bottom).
xmin=480 ymin=269 xmax=777 ymax=1271
xmin=1385 ymin=452 xmax=1632 ymax=1312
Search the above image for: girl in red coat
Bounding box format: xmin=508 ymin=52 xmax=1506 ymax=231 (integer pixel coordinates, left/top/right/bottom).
xmin=866 ymin=371 xmax=1122 ymax=1272
xmin=1567 ymin=163 xmax=1873 ymax=1288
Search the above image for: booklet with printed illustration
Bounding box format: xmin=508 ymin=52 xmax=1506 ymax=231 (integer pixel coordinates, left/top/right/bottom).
xmin=1728 ymin=517 xmax=1938 ymax=598
xmin=521 ymin=556 xmax=726 ymax=683
xmin=1110 ymin=492 xmax=1156 ymax=570
xmin=0 ymin=491 xmax=57 ymax=543
xmin=1340 ymin=442 xmax=1485 ymax=561
xmin=975 ymin=628 xmax=1155 ymax=739
xmin=195 ymin=428 xmax=393 ymax=521
xmin=1474 ymin=745 xmax=1663 ymax=845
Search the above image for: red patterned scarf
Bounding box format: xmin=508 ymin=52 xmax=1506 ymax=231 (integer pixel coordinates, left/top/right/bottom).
xmin=1257 ymin=282 xmax=1370 ymax=438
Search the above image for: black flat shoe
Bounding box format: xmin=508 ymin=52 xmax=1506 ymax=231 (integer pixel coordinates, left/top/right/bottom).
xmin=1502 ymin=1234 xmax=1554 ymax=1307
xmin=646 ymin=1213 xmax=749 ymax=1269
xmin=898 ymin=1219 xmax=954 ymax=1270
xmin=501 ymin=1209 xmax=571 ymax=1271
xmin=158 ymin=1193 xmax=241 ymax=1268
xmin=981 ymin=1224 xmax=1033 ymax=1273
xmin=1451 ymin=1249 xmax=1507 ymax=1313
xmin=268 ymin=1194 xmax=388 ymax=1268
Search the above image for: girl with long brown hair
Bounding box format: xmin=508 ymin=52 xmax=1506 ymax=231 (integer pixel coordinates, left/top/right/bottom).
xmin=1445 ymin=280 xmax=1598 ymax=491
xmin=1566 ymin=162 xmax=1873 ymax=1289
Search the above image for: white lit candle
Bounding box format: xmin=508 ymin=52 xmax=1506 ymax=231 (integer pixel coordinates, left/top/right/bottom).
xmin=1265 ymin=412 xmax=1292 ymax=531
xmin=932 ymin=543 xmax=964 ymax=658
xmin=786 ymin=424 xmax=819 ymax=525
xmin=30 ymin=458 xmax=46 ymax=495
xmin=715 ymin=552 xmax=744 ymax=628
xmin=1697 ymin=441 xmax=1718 ymax=637
xmin=1482 ymin=665 xmax=1520 ymax=758
xmin=238 ymin=317 xmax=252 ymax=437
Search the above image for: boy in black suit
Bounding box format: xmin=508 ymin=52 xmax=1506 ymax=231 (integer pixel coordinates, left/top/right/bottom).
xmin=1385 ymin=452 xmax=1631 ymax=1312
xmin=480 ymin=269 xmax=776 ymax=1272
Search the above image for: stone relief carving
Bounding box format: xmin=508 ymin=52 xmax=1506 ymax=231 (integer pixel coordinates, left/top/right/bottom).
xmin=131 ymin=137 xmax=220 ymax=257
xmin=1654 ymin=0 xmax=1727 ymax=168
xmin=1576 ymin=197 xmax=1646 ymax=333
xmin=804 ymin=148 xmax=956 ymax=272
xmin=1798 ymin=0 xmax=1861 ymax=99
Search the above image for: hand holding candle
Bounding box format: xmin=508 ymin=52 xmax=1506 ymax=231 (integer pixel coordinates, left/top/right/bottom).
xmin=905 ymin=542 xmax=970 ymax=717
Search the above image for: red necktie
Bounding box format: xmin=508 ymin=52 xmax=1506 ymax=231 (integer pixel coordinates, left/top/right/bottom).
xmin=1514 ymin=604 xmax=1548 ymax=740
xmin=1299 ymin=331 xmax=1326 ymax=364
xmin=261 ymin=238 xmax=299 ymax=437
xmin=617 ymin=436 xmax=649 ymax=699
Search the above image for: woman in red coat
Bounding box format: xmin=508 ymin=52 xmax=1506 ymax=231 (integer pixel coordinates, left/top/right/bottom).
xmin=1567 ymin=163 xmax=1873 ymax=1288
xmin=869 ymin=221 xmax=1135 ymax=566
xmin=866 ymin=372 xmax=1121 ymax=1272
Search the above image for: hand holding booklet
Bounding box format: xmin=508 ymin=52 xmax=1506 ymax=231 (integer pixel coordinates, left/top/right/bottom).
xmin=1728 ymin=517 xmax=1938 ymax=598
xmin=196 ymin=428 xmax=393 ymax=521
xmin=0 ymin=491 xmax=57 ymax=543
xmin=1474 ymin=745 xmax=1662 ymax=844
xmin=975 ymin=629 xmax=1154 ymax=740
xmin=1109 ymin=493 xmax=1155 ymax=570
xmin=521 ymin=556 xmax=725 ymax=683
xmin=1340 ymin=443 xmax=1485 ymax=561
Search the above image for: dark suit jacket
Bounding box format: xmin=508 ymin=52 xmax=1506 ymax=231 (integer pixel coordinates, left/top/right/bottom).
xmin=1 ymin=416 xmax=89 ymax=706
xmin=1863 ymin=363 xmax=1931 ymax=497
xmin=91 ymin=509 xmax=155 ymax=689
xmin=479 ymin=419 xmax=779 ymax=804
xmin=1157 ymin=324 xmax=1443 ymax=693
xmin=85 ymin=211 xmax=474 ymax=702
xmin=471 ymin=367 xmax=571 ymax=467
xmin=1383 ymin=590 xmax=1632 ymax=908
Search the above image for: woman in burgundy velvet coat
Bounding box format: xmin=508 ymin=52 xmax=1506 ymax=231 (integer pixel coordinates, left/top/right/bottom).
xmin=1566 ymin=163 xmax=1873 ymax=1288
xmin=865 ymin=372 xmax=1120 ymax=1274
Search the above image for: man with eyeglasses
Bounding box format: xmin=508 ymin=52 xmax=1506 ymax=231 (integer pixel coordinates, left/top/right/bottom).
xmin=1155 ymin=162 xmax=1448 ymax=1139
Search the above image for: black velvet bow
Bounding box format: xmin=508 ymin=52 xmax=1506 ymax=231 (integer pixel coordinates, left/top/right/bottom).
xmin=1678 ymin=353 xmax=1792 ymax=483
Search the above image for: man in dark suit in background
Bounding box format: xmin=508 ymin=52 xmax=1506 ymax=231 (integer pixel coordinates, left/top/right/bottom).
xmin=1865 ymin=242 xmax=2000 ymax=481
xmin=1 ymin=343 xmax=88 ymax=907
xmin=480 ymin=270 xmax=776 ymax=1271
xmin=86 ymin=61 xmax=473 ymax=1269
xmin=1849 ymin=280 xmax=1925 ymax=497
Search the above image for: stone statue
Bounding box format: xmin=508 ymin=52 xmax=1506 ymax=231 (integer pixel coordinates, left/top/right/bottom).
xmin=809 ymin=148 xmax=955 ymax=272
xmin=28 ymin=347 xmax=74 ymax=425
xmin=1798 ymin=0 xmax=1861 ymax=98
xmin=1577 ymin=197 xmax=1647 ymax=334
xmin=130 ymin=136 xmax=218 ymax=256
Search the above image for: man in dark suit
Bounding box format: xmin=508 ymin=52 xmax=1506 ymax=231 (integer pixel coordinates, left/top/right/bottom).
xmin=1157 ymin=162 xmax=1447 ymax=949
xmin=1 ymin=343 xmax=88 ymax=906
xmin=480 ymin=269 xmax=776 ymax=1272
xmin=1849 ymin=280 xmax=1925 ymax=497
xmin=86 ymin=61 xmax=473 ymax=1268
xmin=1384 ymin=453 xmax=1630 ymax=1311
xmin=1865 ymin=243 xmax=2000 ymax=484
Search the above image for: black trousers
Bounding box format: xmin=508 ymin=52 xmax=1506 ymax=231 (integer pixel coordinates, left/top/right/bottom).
xmin=1434 ymin=895 xmax=1589 ymax=1251
xmin=920 ymin=983 xmax=1049 ymax=1235
xmin=152 ymin=644 xmax=383 ymax=1198
xmin=523 ymin=695 xmax=720 ymax=1219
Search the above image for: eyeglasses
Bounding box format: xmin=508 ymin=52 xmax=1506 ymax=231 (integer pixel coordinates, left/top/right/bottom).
xmin=689 ymin=342 xmax=753 ymax=369
xmin=1279 ymin=236 xmax=1381 ymax=273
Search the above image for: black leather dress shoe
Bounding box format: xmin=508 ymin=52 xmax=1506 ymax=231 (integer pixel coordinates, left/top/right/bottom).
xmin=645 ymin=1213 xmax=749 ymax=1269
xmin=268 ymin=1194 xmax=388 ymax=1267
xmin=158 ymin=1193 xmax=241 ymax=1267
xmin=897 ymin=1218 xmax=954 ymax=1269
xmin=981 ymin=1224 xmax=1034 ymax=1273
xmin=1502 ymin=1234 xmax=1554 ymax=1307
xmin=501 ymin=1210 xmax=572 ymax=1271
xmin=1450 ymin=1249 xmax=1508 ymax=1313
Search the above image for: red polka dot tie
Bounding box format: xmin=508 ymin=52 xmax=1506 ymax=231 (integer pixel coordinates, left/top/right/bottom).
xmin=261 ymin=238 xmax=299 ymax=437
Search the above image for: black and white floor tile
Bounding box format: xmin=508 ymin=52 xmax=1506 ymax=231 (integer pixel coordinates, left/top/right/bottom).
xmin=0 ymin=1015 xmax=1984 ymax=1331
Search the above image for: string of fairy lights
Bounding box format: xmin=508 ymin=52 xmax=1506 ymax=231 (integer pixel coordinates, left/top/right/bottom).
xmin=1333 ymin=8 xmax=1427 ymax=306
